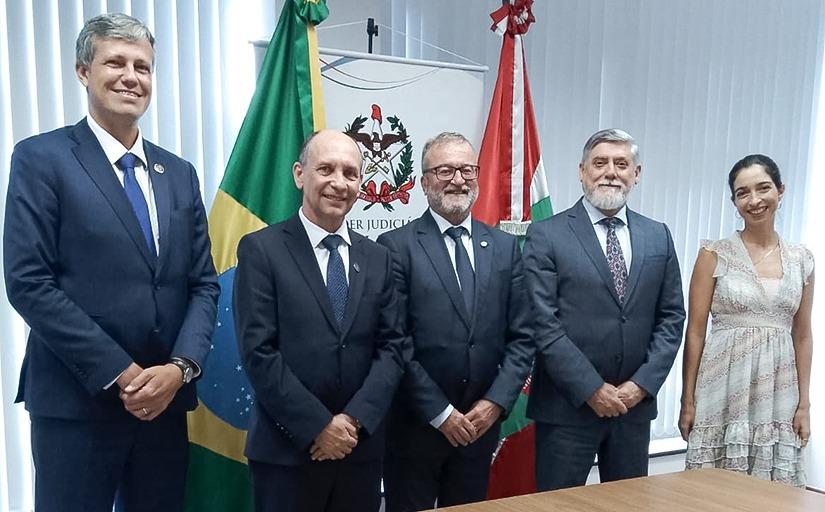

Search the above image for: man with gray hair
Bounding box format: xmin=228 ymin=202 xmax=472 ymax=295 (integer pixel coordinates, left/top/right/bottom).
xmin=522 ymin=128 xmax=685 ymax=490
xmin=4 ymin=13 xmax=218 ymax=511
xmin=377 ymin=132 xmax=533 ymax=510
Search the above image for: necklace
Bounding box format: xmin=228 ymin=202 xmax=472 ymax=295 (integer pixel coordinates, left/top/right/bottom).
xmin=751 ymin=241 xmax=780 ymax=266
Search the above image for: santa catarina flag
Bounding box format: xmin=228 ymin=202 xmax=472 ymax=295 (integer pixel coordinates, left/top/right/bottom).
xmin=473 ymin=0 xmax=552 ymax=236
xmin=478 ymin=0 xmax=551 ymax=500
xmin=183 ymin=1 xmax=328 ymax=510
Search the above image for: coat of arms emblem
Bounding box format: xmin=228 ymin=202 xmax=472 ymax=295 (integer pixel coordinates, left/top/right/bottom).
xmin=345 ymin=104 xmax=415 ymax=211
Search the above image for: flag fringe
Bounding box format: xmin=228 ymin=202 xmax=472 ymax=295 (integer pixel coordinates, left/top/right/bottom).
xmin=497 ymin=220 xmax=531 ymax=236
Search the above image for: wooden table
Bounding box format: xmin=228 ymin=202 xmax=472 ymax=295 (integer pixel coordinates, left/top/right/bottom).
xmin=434 ymin=469 xmax=825 ymax=511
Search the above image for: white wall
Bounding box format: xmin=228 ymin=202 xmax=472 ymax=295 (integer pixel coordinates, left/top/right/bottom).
xmin=803 ymin=14 xmax=825 ymax=488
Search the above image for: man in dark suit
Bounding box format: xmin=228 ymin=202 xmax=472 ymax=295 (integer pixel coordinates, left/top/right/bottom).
xmin=234 ymin=129 xmax=405 ymax=512
xmin=522 ymin=128 xmax=685 ymax=491
xmin=377 ymin=132 xmax=534 ymax=511
xmin=3 ymin=13 xmax=219 ymax=512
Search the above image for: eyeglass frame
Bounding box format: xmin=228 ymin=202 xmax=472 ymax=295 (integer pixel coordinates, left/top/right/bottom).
xmin=422 ymin=164 xmax=481 ymax=181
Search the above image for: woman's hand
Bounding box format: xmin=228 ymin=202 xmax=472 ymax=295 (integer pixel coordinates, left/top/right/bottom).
xmin=793 ymin=405 xmax=810 ymax=447
xmin=679 ymin=402 xmax=696 ymax=441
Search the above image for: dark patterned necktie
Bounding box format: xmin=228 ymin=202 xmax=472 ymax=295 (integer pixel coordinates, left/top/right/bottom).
xmin=117 ymin=152 xmax=156 ymax=255
xmin=322 ymin=234 xmax=348 ymax=325
xmin=445 ymin=226 xmax=475 ymax=317
xmin=600 ymin=217 xmax=628 ymax=302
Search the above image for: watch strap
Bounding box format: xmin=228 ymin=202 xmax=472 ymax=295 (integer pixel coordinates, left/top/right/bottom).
xmin=170 ymin=357 xmax=194 ymax=384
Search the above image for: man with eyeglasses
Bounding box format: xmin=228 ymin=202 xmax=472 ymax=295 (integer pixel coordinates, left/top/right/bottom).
xmin=377 ymin=132 xmax=533 ymax=511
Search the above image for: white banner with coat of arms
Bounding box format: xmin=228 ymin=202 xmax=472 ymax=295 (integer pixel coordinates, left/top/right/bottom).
xmin=319 ymin=48 xmax=487 ymax=239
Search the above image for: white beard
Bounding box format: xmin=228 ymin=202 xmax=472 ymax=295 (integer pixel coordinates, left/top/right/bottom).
xmin=425 ymin=186 xmax=478 ymax=218
xmin=583 ymin=184 xmax=628 ymax=211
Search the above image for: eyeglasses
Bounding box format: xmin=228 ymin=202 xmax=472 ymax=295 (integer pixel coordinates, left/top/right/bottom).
xmin=423 ymin=164 xmax=480 ymax=181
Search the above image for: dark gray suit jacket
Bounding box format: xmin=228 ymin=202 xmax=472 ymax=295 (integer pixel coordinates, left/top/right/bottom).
xmin=523 ymin=198 xmax=685 ymax=425
xmin=377 ymin=210 xmax=534 ymax=458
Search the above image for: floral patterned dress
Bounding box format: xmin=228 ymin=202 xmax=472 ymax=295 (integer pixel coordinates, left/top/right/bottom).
xmin=685 ymin=232 xmax=814 ymax=486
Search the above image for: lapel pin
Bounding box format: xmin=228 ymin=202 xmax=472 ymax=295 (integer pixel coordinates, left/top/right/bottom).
xmin=480 ymin=241 xmax=488 ymax=248
xmin=353 ymin=262 xmax=360 ymax=273
xmin=153 ymin=163 xmax=165 ymax=174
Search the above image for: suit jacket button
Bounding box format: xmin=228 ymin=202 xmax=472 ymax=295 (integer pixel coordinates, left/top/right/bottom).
xmin=620 ymin=316 xmax=627 ymax=323
xmin=469 ymin=342 xmax=475 ymax=348
xmin=462 ymin=378 xmax=468 ymax=384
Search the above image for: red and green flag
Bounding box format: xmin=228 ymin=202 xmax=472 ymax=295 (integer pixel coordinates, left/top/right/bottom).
xmin=474 ymin=0 xmax=551 ymax=500
xmin=183 ymin=1 xmax=328 ymax=510
xmin=473 ymin=0 xmax=551 ymax=236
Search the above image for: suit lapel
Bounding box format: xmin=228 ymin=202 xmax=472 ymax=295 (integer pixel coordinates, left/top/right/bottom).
xmin=282 ymin=216 xmax=340 ymax=333
xmin=417 ymin=211 xmax=471 ymax=328
xmin=70 ymin=120 xmax=156 ymax=272
xmin=145 ymin=142 xmax=170 ymax=278
xmin=339 ymin=232 xmax=366 ymax=338
xmin=624 ymin=209 xmax=646 ymax=305
xmin=568 ymin=199 xmax=622 ymax=306
xmin=470 ymin=221 xmax=493 ymax=332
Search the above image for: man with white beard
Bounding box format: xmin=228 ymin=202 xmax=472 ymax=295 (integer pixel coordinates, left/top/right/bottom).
xmin=377 ymin=132 xmax=533 ymax=510
xmin=522 ymin=128 xmax=685 ymax=491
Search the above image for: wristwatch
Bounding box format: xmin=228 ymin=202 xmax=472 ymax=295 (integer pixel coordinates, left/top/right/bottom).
xmin=170 ymin=357 xmax=195 ymax=384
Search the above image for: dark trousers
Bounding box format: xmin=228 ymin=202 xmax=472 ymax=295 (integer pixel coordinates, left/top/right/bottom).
xmin=383 ymin=449 xmax=494 ymax=512
xmin=31 ymin=413 xmax=188 ymax=512
xmin=534 ymin=418 xmax=650 ymax=491
xmin=249 ymin=459 xmax=381 ymax=512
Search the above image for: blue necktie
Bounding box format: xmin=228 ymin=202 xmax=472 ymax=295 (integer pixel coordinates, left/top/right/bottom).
xmin=600 ymin=217 xmax=628 ymax=302
xmin=117 ymin=152 xmax=156 ymax=255
xmin=322 ymin=234 xmax=348 ymax=325
xmin=446 ymin=226 xmax=475 ymax=317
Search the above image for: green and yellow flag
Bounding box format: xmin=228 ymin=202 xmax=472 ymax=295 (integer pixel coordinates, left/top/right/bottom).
xmin=184 ymin=1 xmax=328 ymax=510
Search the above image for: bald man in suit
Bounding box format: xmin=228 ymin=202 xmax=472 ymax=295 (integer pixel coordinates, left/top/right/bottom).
xmin=234 ymin=130 xmax=405 ymax=512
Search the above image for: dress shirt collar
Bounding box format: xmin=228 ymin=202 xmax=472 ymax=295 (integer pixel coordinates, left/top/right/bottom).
xmin=429 ymin=208 xmax=473 ymax=237
xmin=86 ymin=113 xmax=147 ymax=168
xmin=298 ymin=208 xmax=352 ymax=249
xmin=582 ymin=196 xmax=629 ymax=227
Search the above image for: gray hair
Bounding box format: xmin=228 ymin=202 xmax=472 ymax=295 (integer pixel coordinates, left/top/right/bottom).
xmin=421 ymin=132 xmax=475 ymax=169
xmin=76 ymin=13 xmax=155 ymax=68
xmin=581 ymin=128 xmax=639 ymax=164
xmin=298 ymin=131 xmax=322 ymax=166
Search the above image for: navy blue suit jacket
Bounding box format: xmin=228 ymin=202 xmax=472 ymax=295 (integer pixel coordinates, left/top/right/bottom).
xmin=523 ymin=198 xmax=685 ymax=425
xmin=233 ymin=215 xmax=405 ymax=466
xmin=377 ymin=211 xmax=534 ymax=459
xmin=3 ymin=119 xmax=219 ymax=420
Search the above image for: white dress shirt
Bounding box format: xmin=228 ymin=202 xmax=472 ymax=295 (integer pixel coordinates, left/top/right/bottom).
xmin=299 ymin=208 xmax=352 ymax=284
xmin=87 ymin=114 xmax=160 ymax=255
xmin=427 ymin=209 xmax=476 ymax=428
xmin=582 ymin=198 xmax=632 ymax=272
xmin=90 ymin=115 xmax=166 ymax=390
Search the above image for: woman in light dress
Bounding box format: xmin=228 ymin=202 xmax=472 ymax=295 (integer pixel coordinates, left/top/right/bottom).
xmin=679 ymin=154 xmax=814 ymax=486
